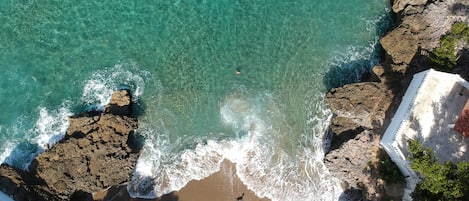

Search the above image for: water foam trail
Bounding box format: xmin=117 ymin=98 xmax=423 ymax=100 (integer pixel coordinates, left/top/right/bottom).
xmin=0 ymin=141 xmax=15 ymax=166
xmin=230 ymin=92 xmax=342 ymax=201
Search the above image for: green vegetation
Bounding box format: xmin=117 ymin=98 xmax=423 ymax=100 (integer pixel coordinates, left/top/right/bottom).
xmin=408 ymin=139 xmax=469 ymax=200
xmin=429 ymin=21 xmax=469 ymax=70
xmin=377 ymin=150 xmax=406 ymax=185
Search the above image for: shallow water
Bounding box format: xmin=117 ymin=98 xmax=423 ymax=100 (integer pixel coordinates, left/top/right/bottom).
xmin=0 ymin=1 xmax=391 ymax=200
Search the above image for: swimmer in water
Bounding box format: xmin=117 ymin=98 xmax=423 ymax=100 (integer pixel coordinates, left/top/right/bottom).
xmin=236 ymin=68 xmax=241 ymax=75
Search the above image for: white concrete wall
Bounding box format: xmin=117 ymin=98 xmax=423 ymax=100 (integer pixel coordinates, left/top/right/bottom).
xmin=381 ymin=69 xmax=469 ymax=200
xmin=381 ymin=70 xmax=428 ymax=170
xmin=380 ymin=69 xmax=432 ymax=200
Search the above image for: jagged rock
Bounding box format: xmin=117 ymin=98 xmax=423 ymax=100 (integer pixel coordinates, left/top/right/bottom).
xmin=381 ymin=0 xmax=469 ymax=76
xmin=338 ymin=187 xmax=363 ymax=201
xmin=325 ymin=82 xmax=393 ymax=130
xmin=0 ymin=164 xmax=58 ymax=201
xmin=104 ymin=89 xmax=132 ymax=116
xmin=328 ymin=117 xmax=364 ymax=151
xmin=0 ymin=164 xmax=37 ymax=201
xmin=0 ymin=89 xmax=140 ymax=200
xmin=391 ymin=0 xmax=428 ymax=13
xmin=30 ymin=114 xmax=138 ymax=199
xmin=325 ymin=130 xmax=382 ymax=201
xmin=380 ymin=28 xmax=419 ymax=67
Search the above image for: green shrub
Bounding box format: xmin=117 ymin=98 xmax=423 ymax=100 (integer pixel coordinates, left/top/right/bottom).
xmin=429 ymin=22 xmax=469 ymax=70
xmin=408 ymin=139 xmax=469 ymax=201
xmin=451 ymin=21 xmax=469 ymax=37
xmin=378 ymin=150 xmax=406 ymax=184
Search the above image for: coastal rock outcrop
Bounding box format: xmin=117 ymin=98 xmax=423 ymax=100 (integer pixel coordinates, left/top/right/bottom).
xmin=325 ymin=82 xmax=393 ymax=151
xmin=325 ymin=0 xmax=469 ymax=200
xmin=325 ymin=82 xmax=393 ymax=130
xmin=324 ymin=83 xmax=393 ymax=200
xmin=0 ymin=89 xmax=140 ymax=201
xmin=325 ymin=130 xmax=382 ymax=200
xmin=379 ymin=0 xmax=469 ymax=83
xmin=391 ymin=0 xmax=428 ymax=14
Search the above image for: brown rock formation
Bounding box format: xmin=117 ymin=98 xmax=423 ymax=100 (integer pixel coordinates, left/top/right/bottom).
xmin=0 ymin=164 xmax=57 ymax=201
xmin=378 ymin=0 xmax=469 ymax=85
xmin=326 ymin=82 xmax=393 ymax=130
xmin=325 ymin=130 xmax=383 ymax=200
xmin=104 ymin=89 xmax=132 ymax=116
xmin=0 ymin=89 xmax=140 ymax=201
xmin=325 ymin=0 xmax=469 ymax=200
xmin=324 ymin=82 xmax=393 ymax=200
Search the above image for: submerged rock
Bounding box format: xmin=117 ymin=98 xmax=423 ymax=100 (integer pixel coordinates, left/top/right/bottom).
xmin=0 ymin=89 xmax=140 ymax=200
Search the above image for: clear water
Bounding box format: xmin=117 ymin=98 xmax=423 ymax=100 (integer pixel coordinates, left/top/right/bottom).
xmin=0 ymin=1 xmax=392 ymax=200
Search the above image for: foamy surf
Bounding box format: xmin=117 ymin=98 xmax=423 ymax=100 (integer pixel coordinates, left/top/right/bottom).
xmin=0 ymin=64 xmax=149 ymax=171
xmin=33 ymin=106 xmax=72 ymax=150
xmin=128 ymin=89 xmax=343 ymax=201
xmin=0 ymin=105 xmax=71 ymax=170
xmin=81 ymin=63 xmax=149 ymax=109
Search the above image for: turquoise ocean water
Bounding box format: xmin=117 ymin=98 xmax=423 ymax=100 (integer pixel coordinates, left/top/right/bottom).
xmin=0 ymin=1 xmax=391 ymax=200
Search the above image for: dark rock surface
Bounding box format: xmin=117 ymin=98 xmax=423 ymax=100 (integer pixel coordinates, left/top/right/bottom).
xmin=0 ymin=89 xmax=140 ymax=201
xmin=0 ymin=164 xmax=57 ymax=201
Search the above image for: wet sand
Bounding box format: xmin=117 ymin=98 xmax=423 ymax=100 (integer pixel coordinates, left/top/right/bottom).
xmin=94 ymin=160 xmax=270 ymax=201
xmin=177 ymin=159 xmax=270 ymax=201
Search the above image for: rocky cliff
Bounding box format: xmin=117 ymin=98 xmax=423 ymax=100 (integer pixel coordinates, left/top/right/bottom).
xmin=0 ymin=89 xmax=140 ymax=201
xmin=324 ymin=0 xmax=469 ymax=200
xmin=375 ymin=0 xmax=469 ymax=85
xmin=325 ymin=82 xmax=394 ymax=200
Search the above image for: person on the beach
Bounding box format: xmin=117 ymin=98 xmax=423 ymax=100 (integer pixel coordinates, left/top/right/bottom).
xmin=237 ymin=193 xmax=245 ymax=201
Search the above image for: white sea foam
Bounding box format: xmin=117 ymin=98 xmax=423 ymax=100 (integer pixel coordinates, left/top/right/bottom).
xmin=0 ymin=105 xmax=72 ymax=170
xmin=0 ymin=63 xmax=150 ymax=170
xmin=128 ymin=90 xmax=343 ymax=201
xmin=0 ymin=141 xmax=15 ymax=166
xmin=81 ymin=63 xmax=149 ymax=109
xmin=33 ymin=106 xmax=72 ymax=150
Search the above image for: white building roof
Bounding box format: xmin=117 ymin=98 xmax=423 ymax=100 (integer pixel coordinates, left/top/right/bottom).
xmin=380 ymin=69 xmax=469 ymax=200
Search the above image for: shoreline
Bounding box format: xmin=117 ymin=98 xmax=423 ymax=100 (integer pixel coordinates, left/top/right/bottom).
xmin=93 ymin=160 xmax=270 ymax=201
xmin=177 ymin=159 xmax=270 ymax=201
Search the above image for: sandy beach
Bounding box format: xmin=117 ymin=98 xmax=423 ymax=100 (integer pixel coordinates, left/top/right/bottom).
xmin=94 ymin=160 xmax=270 ymax=201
